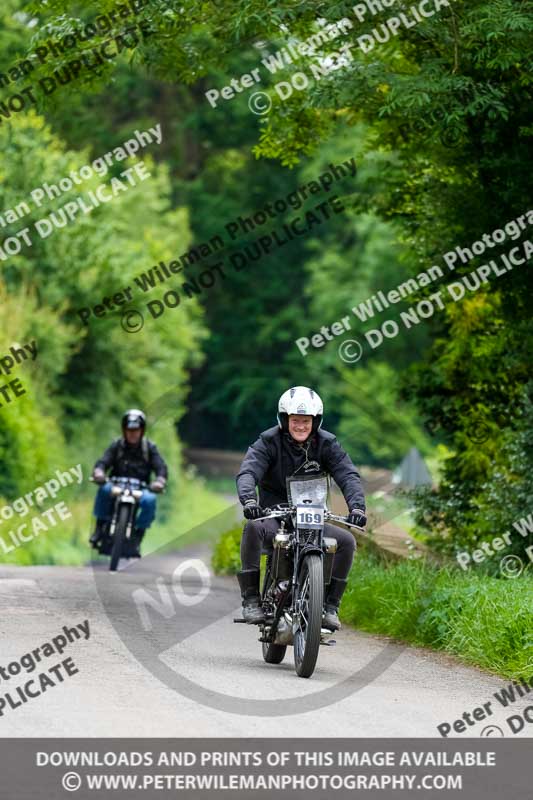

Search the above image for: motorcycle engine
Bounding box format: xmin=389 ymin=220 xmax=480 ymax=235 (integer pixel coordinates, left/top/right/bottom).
xmin=273 ymin=611 xmax=294 ymax=646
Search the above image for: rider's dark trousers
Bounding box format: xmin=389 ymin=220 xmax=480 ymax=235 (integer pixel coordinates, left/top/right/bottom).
xmin=240 ymin=518 xmax=356 ymax=580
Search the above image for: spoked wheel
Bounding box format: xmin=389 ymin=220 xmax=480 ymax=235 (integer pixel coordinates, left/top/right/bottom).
xmin=109 ymin=505 xmax=130 ymax=572
xmin=293 ymin=554 xmax=323 ymax=678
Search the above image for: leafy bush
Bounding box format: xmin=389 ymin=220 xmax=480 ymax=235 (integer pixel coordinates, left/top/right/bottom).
xmin=411 ymin=383 xmax=533 ymax=569
xmin=211 ymin=524 xmax=242 ymax=575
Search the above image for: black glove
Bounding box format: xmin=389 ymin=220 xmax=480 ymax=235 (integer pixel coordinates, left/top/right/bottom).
xmin=348 ymin=508 xmax=367 ymax=527
xmin=92 ymin=468 xmax=106 ymax=484
xmin=243 ymin=499 xmax=263 ymax=520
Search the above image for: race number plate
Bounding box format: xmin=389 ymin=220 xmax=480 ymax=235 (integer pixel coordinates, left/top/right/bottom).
xmin=296 ymin=505 xmax=324 ymax=529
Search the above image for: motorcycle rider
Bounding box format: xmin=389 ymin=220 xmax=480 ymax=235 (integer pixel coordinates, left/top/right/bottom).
xmin=89 ymin=409 xmax=168 ymax=556
xmin=236 ymin=386 xmax=366 ymax=631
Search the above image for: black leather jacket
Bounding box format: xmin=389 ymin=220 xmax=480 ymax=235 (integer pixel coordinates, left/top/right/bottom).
xmin=94 ymin=437 xmax=168 ymax=484
xmin=236 ymin=426 xmax=365 ymax=511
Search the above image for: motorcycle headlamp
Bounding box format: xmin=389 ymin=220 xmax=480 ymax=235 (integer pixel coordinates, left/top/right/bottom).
xmin=132 ymin=489 xmax=143 ymax=499
xmin=110 ymin=485 xmax=123 ymax=496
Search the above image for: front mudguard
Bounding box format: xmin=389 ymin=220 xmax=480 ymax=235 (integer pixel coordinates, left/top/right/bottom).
xmin=295 ymin=545 xmax=323 ymax=581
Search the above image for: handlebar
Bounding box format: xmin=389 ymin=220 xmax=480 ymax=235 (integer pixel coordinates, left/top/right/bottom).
xmin=89 ymin=475 xmax=148 ymax=489
xmin=326 ymin=511 xmax=365 ymax=532
xmin=254 ymin=504 xmax=291 ymax=522
xmin=254 ymin=506 xmax=365 ymax=531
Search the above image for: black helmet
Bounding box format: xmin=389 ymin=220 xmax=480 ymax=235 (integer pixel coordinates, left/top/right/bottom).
xmin=121 ymin=408 xmax=146 ymax=432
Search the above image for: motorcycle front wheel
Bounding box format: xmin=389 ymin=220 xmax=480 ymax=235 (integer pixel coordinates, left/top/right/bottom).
xmin=293 ymin=554 xmax=323 ymax=678
xmin=109 ymin=504 xmax=130 ymax=572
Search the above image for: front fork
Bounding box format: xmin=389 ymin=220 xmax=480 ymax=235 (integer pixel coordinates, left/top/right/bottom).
xmin=109 ymin=498 xmax=136 ymax=539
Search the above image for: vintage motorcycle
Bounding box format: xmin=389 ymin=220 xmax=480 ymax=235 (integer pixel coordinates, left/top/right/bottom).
xmin=90 ymin=476 xmax=147 ymax=571
xmin=234 ymin=474 xmax=363 ymax=678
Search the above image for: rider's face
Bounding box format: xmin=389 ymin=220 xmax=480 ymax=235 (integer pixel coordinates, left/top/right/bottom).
xmin=124 ymin=428 xmax=142 ymax=445
xmin=288 ymin=414 xmax=313 ymax=442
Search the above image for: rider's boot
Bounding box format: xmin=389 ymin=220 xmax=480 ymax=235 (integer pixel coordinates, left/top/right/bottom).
xmin=89 ymin=519 xmax=107 ymax=548
xmin=130 ymin=528 xmax=145 ymax=558
xmin=237 ymin=569 xmax=265 ymax=624
xmin=322 ymin=577 xmax=348 ymax=631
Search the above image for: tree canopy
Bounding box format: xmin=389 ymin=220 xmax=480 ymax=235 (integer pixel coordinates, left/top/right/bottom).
xmin=0 ymin=0 xmax=531 ymax=563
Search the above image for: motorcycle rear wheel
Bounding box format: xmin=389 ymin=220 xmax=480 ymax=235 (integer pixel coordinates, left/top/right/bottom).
xmin=109 ymin=504 xmax=131 ymax=572
xmin=260 ymin=560 xmax=288 ymax=664
xmin=293 ymin=554 xmax=323 ymax=678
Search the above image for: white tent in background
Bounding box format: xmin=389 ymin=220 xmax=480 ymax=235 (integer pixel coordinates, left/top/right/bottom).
xmin=392 ymin=447 xmax=432 ymax=487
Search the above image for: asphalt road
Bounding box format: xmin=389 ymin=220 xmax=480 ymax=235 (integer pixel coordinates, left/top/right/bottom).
xmin=0 ymin=543 xmax=531 ymax=739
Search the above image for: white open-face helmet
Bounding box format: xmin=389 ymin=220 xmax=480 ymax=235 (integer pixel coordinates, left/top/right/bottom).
xmin=277 ymin=386 xmax=323 ymax=433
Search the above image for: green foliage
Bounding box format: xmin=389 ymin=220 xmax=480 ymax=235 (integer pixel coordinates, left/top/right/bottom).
xmin=211 ymin=524 xmax=242 ymax=575
xmin=0 ymin=384 xmax=64 ymax=499
xmin=333 ymin=363 xmax=432 ymax=467
xmin=237 ymin=0 xmax=533 ymax=549
xmin=0 ymin=98 xmax=214 ymax=564
xmin=342 ymin=551 xmax=533 ymax=679
xmin=1 ymin=0 xmax=531 ymax=564
xmin=0 ymin=281 xmax=67 ymax=496
xmin=180 ymin=121 xmax=435 ymax=453
xmin=0 ymin=500 xmax=87 ymax=567
xmin=3 ymin=1 xmax=438 ymax=464
xmin=412 ymin=383 xmax=533 ymax=567
xmin=0 ymin=109 xmax=206 ymax=485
